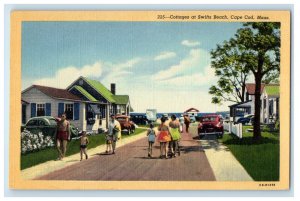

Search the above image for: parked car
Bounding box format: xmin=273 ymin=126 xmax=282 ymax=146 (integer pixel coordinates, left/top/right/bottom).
xmin=235 ymin=114 xmax=254 ymax=125
xmin=21 ymin=116 xmax=80 ymax=138
xmin=198 ymin=114 xmax=224 ymax=138
xmin=130 ymin=114 xmax=149 ymax=125
xmin=115 ymin=115 xmax=136 ymax=134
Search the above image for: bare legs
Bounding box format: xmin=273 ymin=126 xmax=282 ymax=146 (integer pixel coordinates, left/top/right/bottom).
xmin=148 ymin=142 xmax=154 ymax=157
xmin=80 ymin=148 xmax=88 ymax=161
xmin=56 ymin=139 xmax=67 ymax=160
xmin=160 ymin=142 xmax=168 ymax=158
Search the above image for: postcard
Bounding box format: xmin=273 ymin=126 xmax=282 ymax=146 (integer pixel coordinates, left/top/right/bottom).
xmin=10 ymin=10 xmax=290 ymax=190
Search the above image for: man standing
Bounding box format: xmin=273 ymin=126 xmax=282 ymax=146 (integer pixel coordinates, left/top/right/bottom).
xmin=56 ymin=113 xmax=70 ymax=160
xmin=184 ymin=114 xmax=191 ymax=133
xmin=108 ymin=114 xmax=121 ymax=154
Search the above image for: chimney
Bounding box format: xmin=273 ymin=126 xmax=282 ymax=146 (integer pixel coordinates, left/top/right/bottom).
xmin=111 ymin=83 xmax=116 ymax=95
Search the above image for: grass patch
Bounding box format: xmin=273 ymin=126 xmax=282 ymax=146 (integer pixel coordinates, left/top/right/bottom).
xmin=220 ymin=126 xmax=279 ymax=181
xmin=21 ymin=128 xmax=147 ymax=170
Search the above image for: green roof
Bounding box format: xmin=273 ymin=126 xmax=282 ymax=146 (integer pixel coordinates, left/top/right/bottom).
xmin=113 ymin=95 xmax=129 ymax=105
xmin=83 ymin=77 xmax=116 ymax=103
xmin=265 ymin=85 xmax=279 ymax=96
xmin=74 ymin=85 xmax=97 ymax=102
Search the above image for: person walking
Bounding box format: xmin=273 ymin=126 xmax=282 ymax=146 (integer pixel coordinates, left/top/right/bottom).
xmin=105 ymin=132 xmax=112 ymax=154
xmin=169 ymin=114 xmax=181 ymax=157
xmin=146 ymin=123 xmax=156 ymax=158
xmin=80 ymin=131 xmax=89 ymax=161
xmin=56 ymin=113 xmax=71 ymax=160
xmin=184 ymin=114 xmax=191 ymax=133
xmin=108 ymin=114 xmax=121 ymax=154
xmin=179 ymin=114 xmax=184 ymax=133
xmin=157 ymin=117 xmax=171 ymax=159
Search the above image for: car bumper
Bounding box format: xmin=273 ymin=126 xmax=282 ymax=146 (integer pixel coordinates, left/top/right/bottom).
xmin=198 ymin=132 xmax=223 ymax=135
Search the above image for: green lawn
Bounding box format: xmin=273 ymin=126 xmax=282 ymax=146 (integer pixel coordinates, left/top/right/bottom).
xmin=21 ymin=128 xmax=147 ymax=170
xmin=219 ymin=126 xmax=279 ymax=181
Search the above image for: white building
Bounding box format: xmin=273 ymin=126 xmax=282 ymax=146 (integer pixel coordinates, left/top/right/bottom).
xmin=21 ymin=76 xmax=132 ymax=131
xmin=229 ymin=83 xmax=279 ymax=124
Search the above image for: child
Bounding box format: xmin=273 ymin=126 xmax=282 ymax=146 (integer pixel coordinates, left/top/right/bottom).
xmin=80 ymin=131 xmax=89 ymax=161
xmin=105 ymin=132 xmax=112 ymax=154
xmin=147 ymin=123 xmax=156 ymax=158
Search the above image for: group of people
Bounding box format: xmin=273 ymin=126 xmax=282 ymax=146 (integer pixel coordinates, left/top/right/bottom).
xmin=55 ymin=113 xmax=120 ymax=161
xmin=147 ymin=114 xmax=189 ymax=159
xmin=55 ymin=112 xmax=192 ymax=161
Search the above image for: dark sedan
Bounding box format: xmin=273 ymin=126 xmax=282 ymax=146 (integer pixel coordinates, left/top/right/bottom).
xmin=21 ymin=116 xmax=79 ymax=138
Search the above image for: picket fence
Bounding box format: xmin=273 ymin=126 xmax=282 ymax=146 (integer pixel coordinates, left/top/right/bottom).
xmin=223 ymin=121 xmax=243 ymax=138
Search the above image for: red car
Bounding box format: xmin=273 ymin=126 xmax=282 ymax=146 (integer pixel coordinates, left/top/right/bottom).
xmin=198 ymin=114 xmax=224 ymax=138
xmin=115 ymin=115 xmax=136 ymax=134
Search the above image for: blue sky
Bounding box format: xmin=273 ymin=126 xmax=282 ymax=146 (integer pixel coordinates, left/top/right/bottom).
xmin=22 ymin=22 xmax=244 ymax=112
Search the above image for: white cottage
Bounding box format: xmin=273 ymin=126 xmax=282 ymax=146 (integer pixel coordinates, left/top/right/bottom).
xmin=22 ymin=76 xmax=132 ymax=132
xmin=229 ymin=83 xmax=279 ymax=123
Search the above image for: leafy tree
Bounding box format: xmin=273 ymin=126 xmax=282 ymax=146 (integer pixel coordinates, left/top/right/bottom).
xmin=211 ymin=22 xmax=280 ymax=139
xmin=210 ymin=40 xmax=250 ymax=104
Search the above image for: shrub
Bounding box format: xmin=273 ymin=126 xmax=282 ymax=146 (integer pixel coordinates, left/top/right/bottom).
xmin=21 ymin=130 xmax=55 ymax=154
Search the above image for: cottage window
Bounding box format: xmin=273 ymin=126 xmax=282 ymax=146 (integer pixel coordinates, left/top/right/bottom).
xmin=36 ymin=103 xmax=45 ymax=116
xmin=65 ymin=104 xmax=74 ymax=120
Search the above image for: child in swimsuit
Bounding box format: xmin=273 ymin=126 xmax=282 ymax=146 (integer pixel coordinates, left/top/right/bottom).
xmin=80 ymin=131 xmax=89 ymax=161
xmin=147 ymin=123 xmax=156 ymax=158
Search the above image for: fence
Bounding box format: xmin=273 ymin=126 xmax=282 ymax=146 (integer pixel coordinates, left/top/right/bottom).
xmin=223 ymin=121 xmax=243 ymax=138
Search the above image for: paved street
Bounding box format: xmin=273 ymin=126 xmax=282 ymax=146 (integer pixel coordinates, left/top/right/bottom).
xmin=37 ymin=126 xmax=216 ymax=181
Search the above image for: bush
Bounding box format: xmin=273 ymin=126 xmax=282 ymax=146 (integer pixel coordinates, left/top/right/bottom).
xmin=21 ymin=130 xmax=55 ymax=154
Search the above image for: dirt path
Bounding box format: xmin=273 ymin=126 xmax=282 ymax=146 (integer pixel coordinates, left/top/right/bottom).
xmin=37 ymin=129 xmax=216 ymax=181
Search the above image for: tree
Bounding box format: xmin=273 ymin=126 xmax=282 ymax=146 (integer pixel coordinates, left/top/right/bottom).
xmin=237 ymin=22 xmax=280 ymax=140
xmin=210 ymin=40 xmax=250 ymax=104
xmin=210 ymin=22 xmax=280 ymax=140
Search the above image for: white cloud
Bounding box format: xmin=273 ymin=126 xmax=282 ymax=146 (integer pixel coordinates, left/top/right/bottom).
xmin=154 ymin=51 xmax=176 ymax=61
xmin=115 ymin=58 xmax=142 ymax=69
xmin=181 ymin=40 xmax=200 ymax=47
xmin=153 ymin=49 xmax=203 ymax=81
xmin=157 ymin=65 xmax=216 ymax=88
xmin=29 ymin=61 xmax=103 ymax=89
xmin=101 ymin=58 xmax=141 ymax=85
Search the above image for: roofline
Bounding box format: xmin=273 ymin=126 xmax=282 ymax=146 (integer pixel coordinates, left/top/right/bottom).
xmin=21 ymin=85 xmax=35 ymax=94
xmin=82 ymin=77 xmax=116 ymax=103
xmin=67 ymin=76 xmax=116 ymax=103
xmin=228 ymin=100 xmax=252 ymax=108
xmin=66 ymin=76 xmax=84 ymax=91
xmin=22 ymin=85 xmax=85 ymax=102
xmin=69 ymin=85 xmax=98 ymax=102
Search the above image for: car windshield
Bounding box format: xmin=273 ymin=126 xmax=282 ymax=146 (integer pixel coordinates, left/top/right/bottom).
xmin=49 ymin=119 xmax=57 ymax=125
xmin=26 ymin=119 xmax=38 ymax=126
xmin=202 ymin=117 xmax=217 ymax=122
xmin=116 ymin=117 xmax=127 ymax=121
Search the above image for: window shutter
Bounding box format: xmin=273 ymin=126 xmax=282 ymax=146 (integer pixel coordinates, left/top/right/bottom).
xmin=74 ymin=102 xmax=80 ymax=120
xmin=31 ymin=103 xmax=36 ymax=117
xmin=46 ymin=103 xmax=51 ymax=116
xmin=58 ymin=103 xmax=64 ymax=116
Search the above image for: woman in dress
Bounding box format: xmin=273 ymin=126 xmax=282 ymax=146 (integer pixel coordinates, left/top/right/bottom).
xmin=157 ymin=117 xmax=171 ymax=159
xmin=169 ymin=114 xmax=181 ymax=157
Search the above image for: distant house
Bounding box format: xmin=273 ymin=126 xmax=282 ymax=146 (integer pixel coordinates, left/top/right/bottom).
xmin=229 ymin=83 xmax=279 ymax=123
xmin=261 ymin=84 xmax=279 ymax=124
xmin=21 ymin=76 xmax=132 ymax=131
xmin=184 ymin=108 xmax=199 ymax=116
